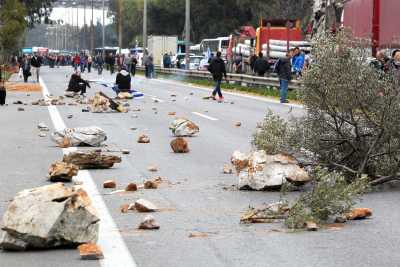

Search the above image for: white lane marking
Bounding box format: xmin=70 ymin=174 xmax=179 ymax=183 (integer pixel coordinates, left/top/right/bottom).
xmin=40 ymin=77 xmax=137 ymax=267
xmin=192 ymin=111 xmax=218 ymax=121
xmin=142 ymin=77 xmax=303 ymax=109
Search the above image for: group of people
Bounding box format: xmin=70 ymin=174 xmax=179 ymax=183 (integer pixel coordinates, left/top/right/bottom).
xmin=18 ymin=53 xmax=43 ymax=83
xmin=370 ymin=49 xmax=400 ymax=83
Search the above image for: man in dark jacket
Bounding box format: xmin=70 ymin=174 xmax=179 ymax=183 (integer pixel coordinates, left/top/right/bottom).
xmin=65 ymin=71 xmax=90 ymax=96
xmin=254 ymin=52 xmax=270 ymax=77
xmin=275 ymin=51 xmax=292 ymax=103
xmin=30 ymin=53 xmax=42 ymax=83
xmin=208 ymin=51 xmax=227 ymax=102
xmin=250 ymin=52 xmax=258 ymax=74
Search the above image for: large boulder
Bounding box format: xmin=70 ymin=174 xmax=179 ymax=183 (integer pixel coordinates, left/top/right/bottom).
xmin=0 ymin=183 xmax=99 ymax=251
xmin=231 ymin=150 xmax=311 ymax=190
xmin=48 ymin=162 xmax=79 ymax=182
xmin=170 ymin=118 xmax=199 ymax=137
xmin=51 ymin=126 xmax=107 ymax=147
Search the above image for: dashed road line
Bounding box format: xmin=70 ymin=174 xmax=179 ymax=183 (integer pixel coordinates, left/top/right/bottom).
xmin=40 ymin=77 xmax=137 ymax=267
xmin=192 ymin=111 xmax=219 ymax=121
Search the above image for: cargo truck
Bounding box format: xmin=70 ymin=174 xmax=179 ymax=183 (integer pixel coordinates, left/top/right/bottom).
xmin=147 ymin=35 xmax=178 ymax=66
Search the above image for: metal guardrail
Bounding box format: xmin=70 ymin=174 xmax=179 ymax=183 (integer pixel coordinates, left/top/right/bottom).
xmin=137 ymin=65 xmax=301 ymax=90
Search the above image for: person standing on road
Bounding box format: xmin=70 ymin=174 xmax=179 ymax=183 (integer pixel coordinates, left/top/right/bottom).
xmin=87 ymin=55 xmax=93 ymax=73
xmin=208 ymin=51 xmax=227 ymax=102
xmin=21 ymin=56 xmax=31 ymax=83
xmin=131 ymin=55 xmax=138 ymax=77
xmin=30 ymin=53 xmax=42 ymax=83
xmin=96 ymin=54 xmax=104 ymax=75
xmin=73 ymin=54 xmax=80 ymax=72
xmin=254 ymin=52 xmax=270 ymax=77
xmin=275 ymin=51 xmax=292 ymax=103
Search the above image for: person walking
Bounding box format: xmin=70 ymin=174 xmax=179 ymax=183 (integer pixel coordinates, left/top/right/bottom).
xmin=250 ymin=52 xmax=258 ymax=74
xmin=208 ymin=51 xmax=227 ymax=102
xmin=234 ymin=53 xmax=243 ymax=74
xmin=21 ymin=56 xmax=31 ymax=83
xmin=275 ymin=51 xmax=292 ymax=103
xmin=87 ymin=55 xmax=93 ymax=73
xmin=253 ymin=52 xmax=270 ymax=77
xmin=30 ymin=53 xmax=42 ymax=83
xmin=96 ymin=54 xmax=104 ymax=75
xmin=131 ymin=55 xmax=138 ymax=76
xmin=73 ymin=54 xmax=80 ymax=72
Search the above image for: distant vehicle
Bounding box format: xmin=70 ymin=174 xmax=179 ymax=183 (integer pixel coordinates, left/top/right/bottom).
xmin=148 ymin=35 xmax=178 ymax=66
xmin=199 ymin=37 xmax=230 ymax=58
xmin=172 ymin=53 xmax=195 ymax=68
xmin=179 ymin=56 xmax=206 ymax=70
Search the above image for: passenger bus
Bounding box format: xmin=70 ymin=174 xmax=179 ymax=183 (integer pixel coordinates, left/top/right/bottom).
xmin=199 ymin=37 xmax=230 ymax=58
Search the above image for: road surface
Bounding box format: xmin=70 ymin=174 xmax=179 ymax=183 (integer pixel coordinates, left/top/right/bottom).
xmin=0 ymin=67 xmax=399 ymax=267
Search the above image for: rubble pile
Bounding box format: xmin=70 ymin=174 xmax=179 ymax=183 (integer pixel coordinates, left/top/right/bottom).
xmin=0 ymin=183 xmax=99 ymax=251
xmin=170 ymin=118 xmax=200 ymax=137
xmin=63 ymin=150 xmax=121 ymax=169
xmin=48 ymin=162 xmax=79 ymax=182
xmin=89 ymin=92 xmax=112 ymax=113
xmin=52 ymin=126 xmax=107 ymax=147
xmin=231 ymin=150 xmax=311 ymax=190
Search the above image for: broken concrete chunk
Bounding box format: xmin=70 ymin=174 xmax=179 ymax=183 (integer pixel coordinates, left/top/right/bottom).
xmin=235 ymin=122 xmax=242 ymax=127
xmin=125 ymin=183 xmax=138 ymax=192
xmin=138 ymin=215 xmax=160 ymax=230
xmin=17 ymin=107 xmax=25 ymax=111
xmin=63 ymin=150 xmax=121 ymax=169
xmin=48 ymin=162 xmax=79 ymax=182
xmin=121 ymin=149 xmax=130 ymax=155
xmin=170 ymin=118 xmax=199 ymax=137
xmin=78 ymin=243 xmax=104 ymax=260
xmin=345 ymin=208 xmax=372 ymax=220
xmin=137 ymin=134 xmax=150 ymax=144
xmin=135 ymin=199 xmax=157 ymax=212
xmin=38 ymin=123 xmax=50 ymax=131
xmin=168 ymin=112 xmax=176 ymax=116
xmin=144 ymin=180 xmax=158 ymax=189
xmin=52 ymin=126 xmax=107 ymax=147
xmin=0 ymin=183 xmax=99 ymax=251
xmin=147 ymin=165 xmax=158 ymax=172
xmin=306 ymin=221 xmax=319 ymax=231
xmin=103 ymin=180 xmax=116 ymax=189
xmin=232 ymin=150 xmax=310 ymax=190
xmin=170 ymin=137 xmax=189 ymax=153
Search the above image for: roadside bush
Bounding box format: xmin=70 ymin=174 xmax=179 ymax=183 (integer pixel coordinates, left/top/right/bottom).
xmin=284 ymin=168 xmax=370 ymax=229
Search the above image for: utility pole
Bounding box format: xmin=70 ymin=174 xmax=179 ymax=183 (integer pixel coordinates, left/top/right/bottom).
xmin=143 ymin=0 xmax=147 ymax=49
xmin=84 ymin=0 xmax=87 ymax=50
xmin=118 ymin=0 xmax=122 ymax=55
xmin=76 ymin=5 xmax=79 ymax=52
xmin=91 ymin=0 xmax=94 ymax=52
xmin=185 ymin=0 xmax=190 ymax=69
xmin=102 ymin=0 xmax=105 ymax=57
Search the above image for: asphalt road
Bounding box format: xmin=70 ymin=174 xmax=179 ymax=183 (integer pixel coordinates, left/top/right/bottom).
xmin=0 ymin=66 xmax=399 ymax=267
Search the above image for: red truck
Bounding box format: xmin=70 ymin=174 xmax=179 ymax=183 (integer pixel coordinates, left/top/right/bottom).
xmin=342 ymin=0 xmax=400 ymax=56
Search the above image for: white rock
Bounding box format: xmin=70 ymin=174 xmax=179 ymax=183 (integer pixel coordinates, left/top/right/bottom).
xmin=0 ymin=183 xmax=99 ymax=251
xmin=134 ymin=199 xmax=158 ymax=212
xmin=170 ymin=118 xmax=200 ymax=137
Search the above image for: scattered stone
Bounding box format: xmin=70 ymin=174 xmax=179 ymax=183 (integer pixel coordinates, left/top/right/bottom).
xmin=230 ymin=101 xmax=235 ymax=104
xmin=52 ymin=126 xmax=107 ymax=147
xmin=170 ymin=137 xmax=189 ymax=153
xmin=67 ymin=115 xmax=73 ymax=119
xmin=144 ymin=180 xmax=158 ymax=189
xmin=188 ymin=232 xmax=209 ymax=238
xmin=168 ymin=112 xmax=176 ymax=116
xmin=121 ymin=149 xmax=130 ymax=155
xmin=152 ymin=107 xmax=157 ymax=111
xmin=38 ymin=133 xmax=47 ymax=138
xmin=170 ymin=94 xmax=177 ymax=97
xmin=125 ymin=183 xmax=138 ymax=192
xmin=235 ymin=122 xmax=242 ymax=127
xmin=130 ymin=127 xmax=138 ymax=131
xmin=345 ymin=208 xmax=372 ymax=220
xmin=63 ymin=150 xmax=121 ymax=169
xmin=17 ymin=107 xmax=24 ymax=111
xmin=13 ymin=100 xmax=23 ymax=105
xmin=0 ymin=183 xmax=99 ymax=251
xmin=73 ymin=180 xmax=84 ymax=186
xmin=223 ymin=164 xmax=233 ymax=174
xmin=78 ymin=243 xmax=104 ymax=260
xmin=135 ymin=199 xmax=157 ymax=212
xmin=147 ymin=165 xmax=158 ymax=172
xmin=137 ymin=134 xmax=150 ymax=144
xmin=132 ymin=108 xmax=141 ymax=112
xmin=82 ymin=108 xmax=90 ymax=112
xmin=38 ymin=122 xmax=50 ymax=131
xmin=131 ymin=114 xmax=139 ymax=118
xmin=153 ymin=98 xmax=159 ymax=103
xmin=103 ymin=180 xmax=116 ymax=189
xmin=306 ymin=221 xmax=319 ymax=231
xmin=232 ymin=151 xmax=311 ymax=190
xmin=170 ymin=118 xmax=200 ymax=137
xmin=240 ymin=202 xmax=289 ymax=223
xmin=138 ymin=215 xmax=160 ymax=230
xmin=48 ymin=162 xmax=79 ymax=182
xmin=120 ymin=204 xmax=130 ymax=213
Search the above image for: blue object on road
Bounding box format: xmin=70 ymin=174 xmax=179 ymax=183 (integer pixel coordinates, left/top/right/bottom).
xmin=89 ymin=80 xmax=144 ymax=98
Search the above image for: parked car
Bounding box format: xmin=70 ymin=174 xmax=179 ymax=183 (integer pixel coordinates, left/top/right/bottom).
xmin=179 ymin=56 xmax=206 ymax=70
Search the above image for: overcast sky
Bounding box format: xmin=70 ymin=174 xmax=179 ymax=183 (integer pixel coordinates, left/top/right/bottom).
xmin=50 ymin=7 xmax=112 ymax=27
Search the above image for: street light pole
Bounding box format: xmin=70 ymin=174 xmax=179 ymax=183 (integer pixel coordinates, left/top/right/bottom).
xmin=118 ymin=0 xmax=122 ymax=55
xmin=143 ymin=0 xmax=147 ymax=49
xmin=185 ymin=0 xmax=190 ymax=69
xmin=102 ymin=0 xmax=105 ymax=58
xmin=76 ymin=5 xmax=79 ymax=52
xmin=91 ymin=0 xmax=94 ymax=52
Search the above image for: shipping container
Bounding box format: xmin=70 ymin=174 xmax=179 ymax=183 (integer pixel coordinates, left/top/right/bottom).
xmin=343 ymin=0 xmax=400 ymax=54
xmin=147 ymin=35 xmax=178 ymax=66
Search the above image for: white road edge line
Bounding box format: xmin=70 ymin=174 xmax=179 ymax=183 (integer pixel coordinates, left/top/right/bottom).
xmin=39 ymin=77 xmax=137 ymax=267
xmin=142 ymin=76 xmax=303 ymax=109
xmin=192 ymin=111 xmax=218 ymax=121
